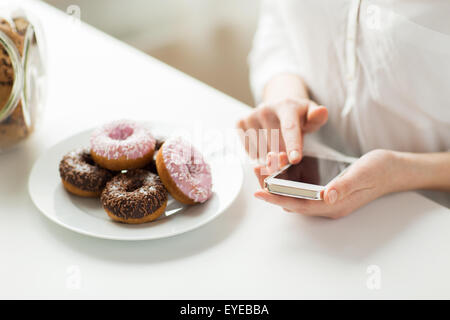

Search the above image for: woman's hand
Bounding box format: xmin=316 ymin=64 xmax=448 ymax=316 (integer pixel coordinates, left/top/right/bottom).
xmin=237 ymin=74 xmax=328 ymax=164
xmin=237 ymin=98 xmax=328 ymax=163
xmin=253 ymin=150 xmax=400 ymax=219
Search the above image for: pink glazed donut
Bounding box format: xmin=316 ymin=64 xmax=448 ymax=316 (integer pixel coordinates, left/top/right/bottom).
xmin=90 ymin=120 xmax=155 ymax=171
xmin=155 ymin=136 xmax=212 ymax=205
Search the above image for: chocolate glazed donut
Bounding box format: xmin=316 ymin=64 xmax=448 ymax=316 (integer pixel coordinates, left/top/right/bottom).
xmin=101 ymin=169 xmax=168 ymax=224
xmin=59 ymin=148 xmax=113 ymax=197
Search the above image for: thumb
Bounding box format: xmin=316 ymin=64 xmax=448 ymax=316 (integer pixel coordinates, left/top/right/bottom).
xmin=323 ymin=175 xmax=355 ymax=205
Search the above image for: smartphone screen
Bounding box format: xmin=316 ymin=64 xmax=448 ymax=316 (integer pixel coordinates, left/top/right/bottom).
xmin=274 ymin=156 xmax=350 ymax=186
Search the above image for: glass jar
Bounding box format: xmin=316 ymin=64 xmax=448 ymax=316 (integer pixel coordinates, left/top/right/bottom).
xmin=0 ymin=5 xmax=46 ymax=152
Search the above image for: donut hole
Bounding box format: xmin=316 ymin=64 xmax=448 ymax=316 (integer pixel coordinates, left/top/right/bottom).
xmin=187 ymin=163 xmax=202 ymax=175
xmin=81 ymin=153 xmax=96 ymax=166
xmin=108 ymin=126 xmax=134 ymax=141
xmin=125 ymin=179 xmax=144 ymax=192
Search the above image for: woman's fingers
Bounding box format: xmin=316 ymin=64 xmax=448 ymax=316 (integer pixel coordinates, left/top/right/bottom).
xmin=245 ymin=115 xmax=263 ymax=159
xmin=264 ymin=151 xmax=289 ymax=175
xmin=253 ymin=165 xmax=266 ymax=188
xmin=254 ymin=190 xmax=326 ymax=216
xmin=238 ymin=108 xmax=279 ymax=160
xmin=253 ymin=151 xmax=390 ymax=219
xmin=323 ymin=161 xmax=364 ymax=205
xmin=254 ymin=152 xmax=289 ymax=187
xmin=254 ymin=190 xmax=347 ymax=218
xmin=257 ymin=106 xmax=284 ymax=153
xmin=236 ymin=118 xmax=250 ymax=155
xmin=275 ymin=106 xmax=303 ymax=164
xmin=254 ymin=152 xmax=280 ymax=188
xmin=255 ymin=190 xmax=302 ymax=207
xmin=236 ymin=118 xmax=246 ymax=131
xmin=278 ymin=152 xmax=289 ymax=167
xmin=260 ymin=152 xmax=277 ymax=176
xmin=303 ymin=104 xmax=328 ymax=133
xmin=237 ymin=113 xmax=261 ymax=159
xmin=324 ymin=172 xmax=357 ymax=205
xmin=324 ymin=151 xmax=390 ymax=205
xmin=238 ymin=98 xmax=327 ymax=161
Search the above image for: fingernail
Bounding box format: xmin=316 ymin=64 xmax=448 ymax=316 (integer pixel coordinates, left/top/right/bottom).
xmin=255 ymin=193 xmax=266 ymax=201
xmin=289 ymin=150 xmax=300 ymax=162
xmin=328 ymin=189 xmax=338 ymax=204
xmin=254 ymin=193 xmax=266 ymax=201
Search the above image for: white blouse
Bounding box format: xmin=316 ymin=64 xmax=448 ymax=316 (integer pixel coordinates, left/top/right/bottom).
xmin=249 ymin=0 xmax=450 ymax=157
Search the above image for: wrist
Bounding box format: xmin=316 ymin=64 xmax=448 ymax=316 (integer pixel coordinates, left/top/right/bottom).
xmin=389 ymin=150 xmax=413 ymax=193
xmin=262 ymin=73 xmax=310 ymax=102
xmin=390 ymin=150 xmax=449 ymax=192
xmin=369 ymin=149 xmax=407 ymax=195
xmin=258 ymin=97 xmax=309 ymax=109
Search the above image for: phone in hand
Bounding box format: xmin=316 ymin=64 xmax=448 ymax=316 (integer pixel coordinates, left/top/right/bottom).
xmin=264 ymin=155 xmax=351 ymax=200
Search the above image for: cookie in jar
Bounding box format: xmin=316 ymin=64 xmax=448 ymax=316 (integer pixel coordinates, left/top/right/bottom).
xmin=0 ymin=7 xmax=46 ymax=152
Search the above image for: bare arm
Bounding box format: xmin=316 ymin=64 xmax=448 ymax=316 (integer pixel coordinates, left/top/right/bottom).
xmin=394 ymin=151 xmax=450 ymax=192
xmin=262 ymin=73 xmax=309 ymax=102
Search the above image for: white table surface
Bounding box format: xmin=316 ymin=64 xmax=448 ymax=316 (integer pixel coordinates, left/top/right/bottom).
xmin=1 ymin=0 xmax=449 ymax=299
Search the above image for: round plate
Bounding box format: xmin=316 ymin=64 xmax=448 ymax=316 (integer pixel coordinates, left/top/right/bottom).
xmin=28 ymin=123 xmax=243 ymax=240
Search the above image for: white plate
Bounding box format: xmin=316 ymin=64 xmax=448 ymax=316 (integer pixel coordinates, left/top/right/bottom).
xmin=28 ymin=123 xmax=243 ymax=240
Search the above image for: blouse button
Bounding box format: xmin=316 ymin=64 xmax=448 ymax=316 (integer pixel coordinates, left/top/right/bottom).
xmin=366 ymin=4 xmax=381 ymax=30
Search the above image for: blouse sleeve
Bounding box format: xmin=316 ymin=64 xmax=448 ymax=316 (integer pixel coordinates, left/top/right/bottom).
xmin=248 ymin=0 xmax=302 ymax=104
